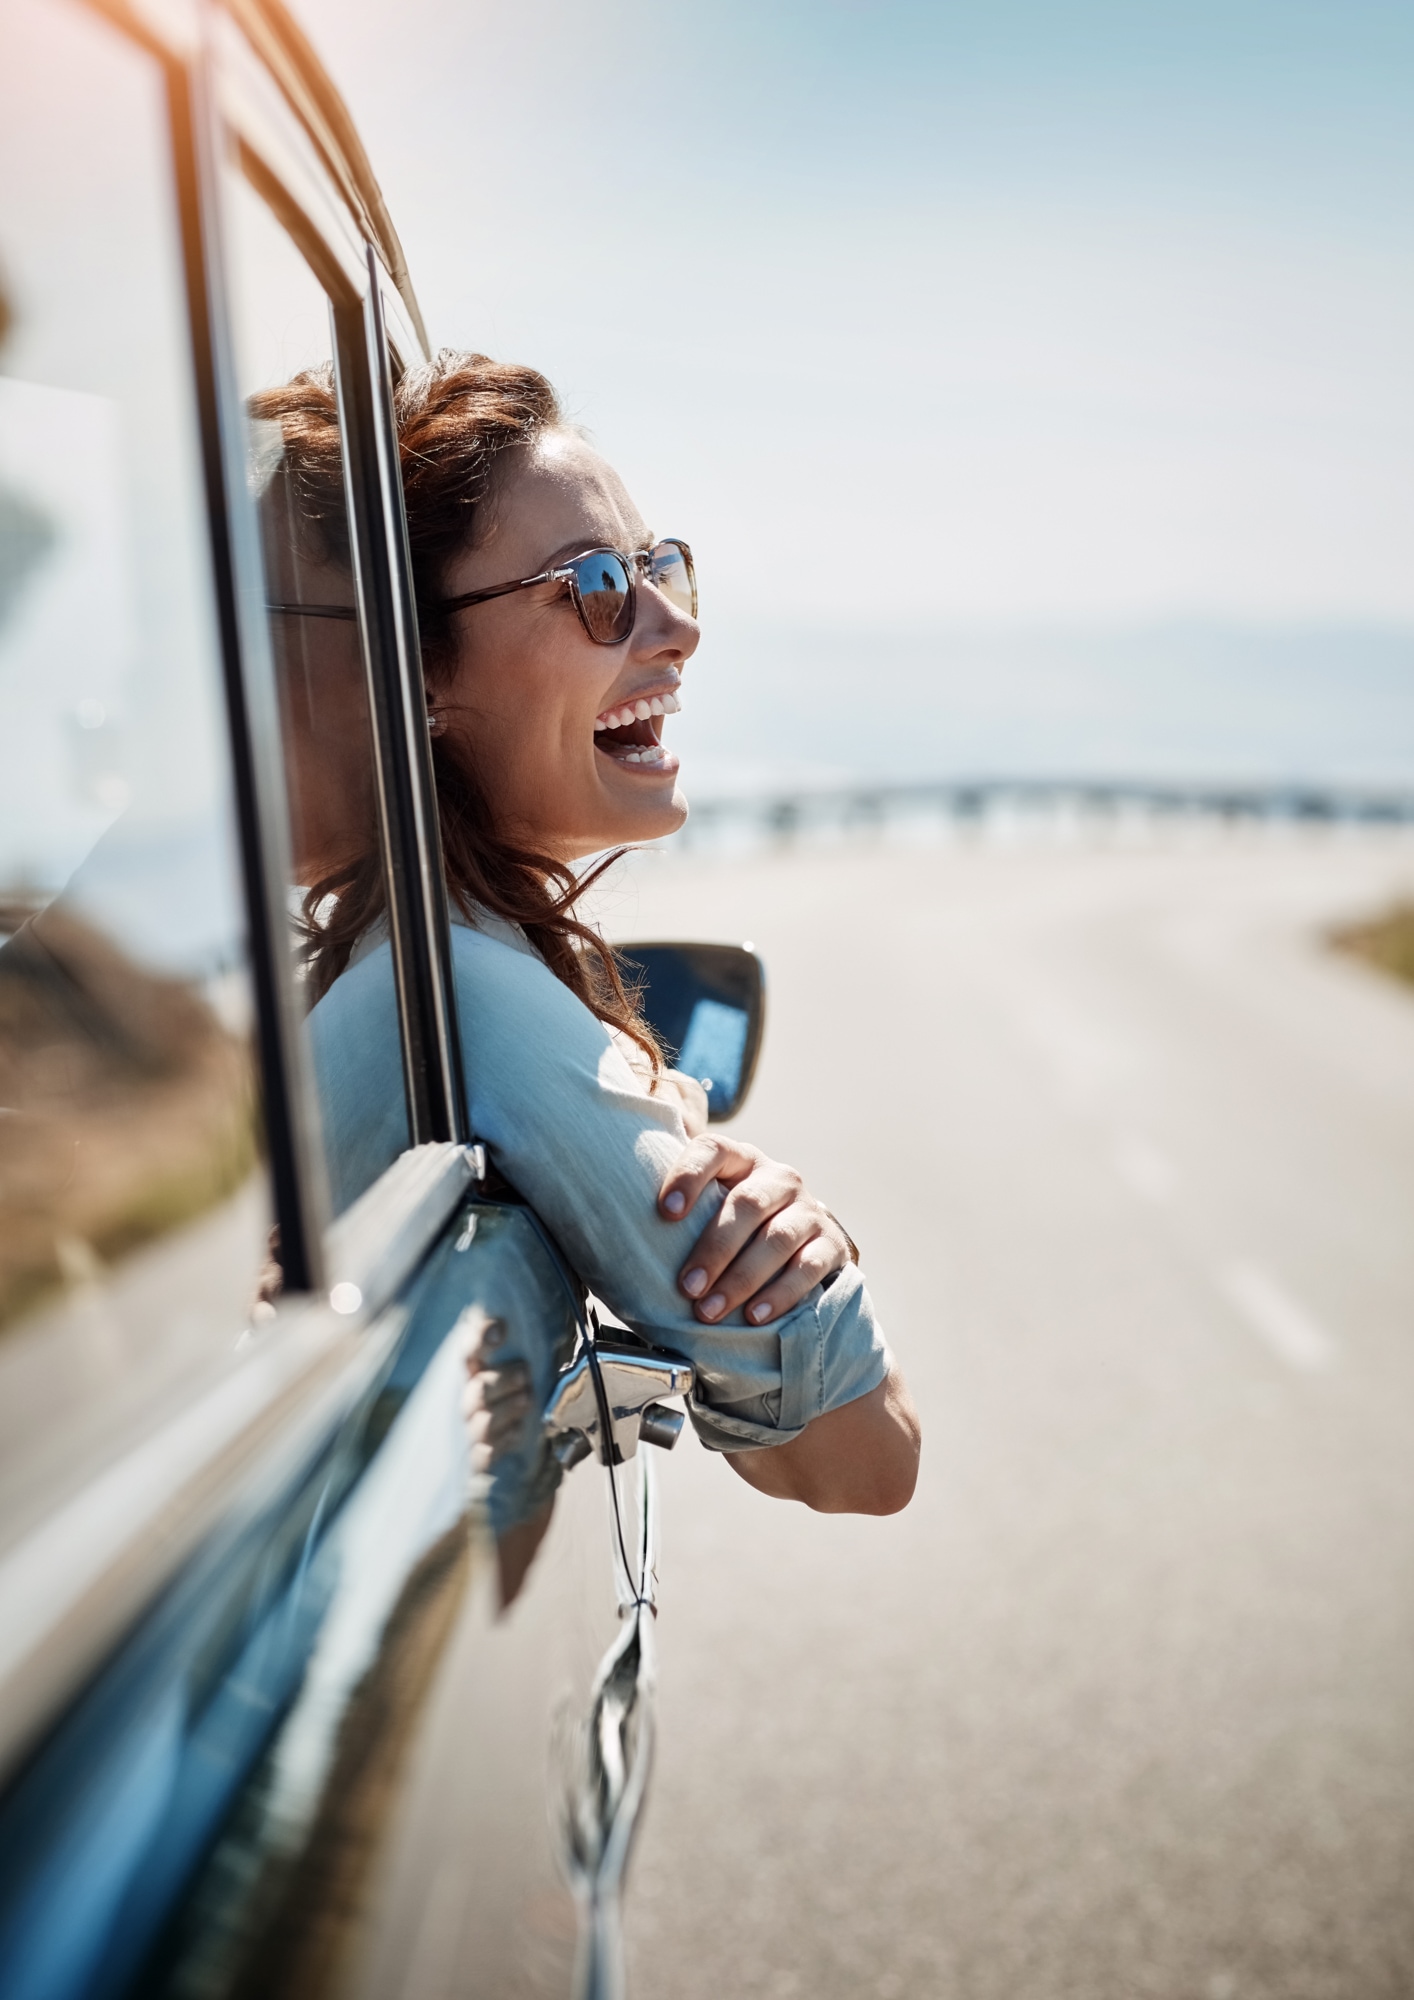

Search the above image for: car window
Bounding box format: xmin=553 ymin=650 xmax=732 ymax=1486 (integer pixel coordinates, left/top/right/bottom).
xmin=0 ymin=0 xmax=268 ymax=1525
xmin=219 ymin=163 xmax=411 ymax=1217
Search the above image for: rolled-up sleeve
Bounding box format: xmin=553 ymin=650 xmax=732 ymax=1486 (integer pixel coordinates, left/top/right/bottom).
xmin=683 ymin=1261 xmax=888 ymax=1451
xmin=314 ymin=924 xmax=889 ymax=1449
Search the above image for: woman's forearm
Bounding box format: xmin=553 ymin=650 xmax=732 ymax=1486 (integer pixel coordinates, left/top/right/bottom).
xmin=723 ymin=1361 xmax=920 ymax=1515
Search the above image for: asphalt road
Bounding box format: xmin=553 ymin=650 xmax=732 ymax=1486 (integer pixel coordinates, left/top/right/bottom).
xmin=607 ymin=825 xmax=1414 ymax=2000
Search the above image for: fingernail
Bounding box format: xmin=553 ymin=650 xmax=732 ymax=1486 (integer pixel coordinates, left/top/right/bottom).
xmin=747 ymin=1301 xmax=773 ymax=1324
xmin=700 ymin=1292 xmax=726 ymax=1320
xmin=663 ymin=1189 xmax=687 ymax=1217
xmin=682 ymin=1267 xmax=707 ymax=1297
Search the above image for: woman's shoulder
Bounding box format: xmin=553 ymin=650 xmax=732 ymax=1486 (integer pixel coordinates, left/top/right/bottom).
xmin=449 ymin=912 xmax=608 ymax=1046
xmin=450 ymin=910 xmax=551 ymax=991
xmin=451 ymin=906 xmax=538 ymax=961
xmin=448 ymin=912 xmax=664 ymax=1129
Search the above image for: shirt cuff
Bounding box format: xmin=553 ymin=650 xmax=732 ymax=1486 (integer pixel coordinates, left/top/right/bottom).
xmin=687 ymin=1263 xmax=889 ymax=1453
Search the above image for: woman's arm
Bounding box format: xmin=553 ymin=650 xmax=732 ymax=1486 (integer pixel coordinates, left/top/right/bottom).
xmin=723 ymin=1362 xmax=920 ymax=1515
xmin=317 ymin=928 xmax=906 ymax=1488
xmin=656 ymin=1133 xmax=918 ymax=1512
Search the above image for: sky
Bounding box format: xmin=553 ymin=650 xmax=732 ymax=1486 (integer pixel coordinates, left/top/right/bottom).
xmin=288 ymin=0 xmax=1414 ymax=784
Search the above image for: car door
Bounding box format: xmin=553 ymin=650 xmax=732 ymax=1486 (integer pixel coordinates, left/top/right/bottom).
xmin=0 ymin=1 xmax=658 ymax=1993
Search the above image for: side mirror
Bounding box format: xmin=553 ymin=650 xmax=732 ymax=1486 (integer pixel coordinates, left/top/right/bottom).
xmin=616 ymin=942 xmax=766 ymax=1122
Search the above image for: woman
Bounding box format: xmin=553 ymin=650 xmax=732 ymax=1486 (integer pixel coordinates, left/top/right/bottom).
xmin=294 ymin=352 xmax=918 ymax=1514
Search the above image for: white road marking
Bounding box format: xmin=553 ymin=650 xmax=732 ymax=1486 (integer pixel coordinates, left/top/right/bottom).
xmin=1219 ymin=1259 xmax=1338 ymax=1372
xmin=1112 ymin=1135 xmax=1177 ymax=1205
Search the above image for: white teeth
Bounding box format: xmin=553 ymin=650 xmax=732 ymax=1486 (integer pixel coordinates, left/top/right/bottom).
xmin=594 ymin=691 xmax=682 ymax=733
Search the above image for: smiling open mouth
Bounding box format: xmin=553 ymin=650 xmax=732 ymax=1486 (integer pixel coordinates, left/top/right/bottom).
xmin=593 ymin=689 xmax=681 ymax=766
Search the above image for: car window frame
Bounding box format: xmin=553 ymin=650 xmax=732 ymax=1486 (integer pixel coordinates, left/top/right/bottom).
xmin=0 ymin=0 xmax=474 ymax=1788
xmin=192 ymin=5 xmax=469 ymax=1283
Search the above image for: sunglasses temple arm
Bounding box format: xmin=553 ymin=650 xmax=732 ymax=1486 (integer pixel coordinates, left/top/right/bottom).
xmin=438 ymin=568 xmax=565 ymax=615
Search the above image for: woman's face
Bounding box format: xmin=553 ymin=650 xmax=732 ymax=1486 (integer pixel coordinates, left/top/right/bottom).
xmin=437 ymin=432 xmax=699 ymax=859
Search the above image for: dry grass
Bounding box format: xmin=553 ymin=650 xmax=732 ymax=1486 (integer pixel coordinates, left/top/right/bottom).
xmin=0 ymin=901 xmax=261 ymax=1333
xmin=1331 ymin=901 xmax=1414 ymax=993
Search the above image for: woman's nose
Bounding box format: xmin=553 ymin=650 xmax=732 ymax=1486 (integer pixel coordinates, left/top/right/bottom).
xmin=639 ymin=593 xmax=699 ymax=662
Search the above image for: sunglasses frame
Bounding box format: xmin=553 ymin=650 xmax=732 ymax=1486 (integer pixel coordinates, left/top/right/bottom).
xmin=434 ymin=538 xmax=696 ymax=646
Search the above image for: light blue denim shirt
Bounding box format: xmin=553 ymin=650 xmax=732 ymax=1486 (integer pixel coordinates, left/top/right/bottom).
xmin=309 ymin=915 xmax=888 ymax=1452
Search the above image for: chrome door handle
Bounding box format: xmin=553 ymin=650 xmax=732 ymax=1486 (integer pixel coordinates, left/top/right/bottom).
xmin=543 ymin=1334 xmax=693 ymax=1469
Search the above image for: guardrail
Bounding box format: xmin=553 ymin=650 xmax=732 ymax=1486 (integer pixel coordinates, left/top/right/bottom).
xmin=677 ymin=778 xmax=1414 ymax=846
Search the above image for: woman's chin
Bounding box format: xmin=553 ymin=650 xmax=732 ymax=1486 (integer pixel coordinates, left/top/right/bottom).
xmin=594 ymin=753 xmax=687 ymax=842
xmin=620 ymin=784 xmax=687 ymax=846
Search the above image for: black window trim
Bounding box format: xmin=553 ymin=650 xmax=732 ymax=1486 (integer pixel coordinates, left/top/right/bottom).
xmin=333 ymin=255 xmax=468 ymax=1149
xmin=175 ymin=36 xmax=333 ymax=1289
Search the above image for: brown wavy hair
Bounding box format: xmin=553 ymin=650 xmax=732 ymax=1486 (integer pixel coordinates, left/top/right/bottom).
xmin=252 ymin=353 xmax=660 ymax=1067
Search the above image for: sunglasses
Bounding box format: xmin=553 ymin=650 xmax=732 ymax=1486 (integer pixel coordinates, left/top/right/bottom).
xmin=436 ymin=538 xmax=697 ymax=646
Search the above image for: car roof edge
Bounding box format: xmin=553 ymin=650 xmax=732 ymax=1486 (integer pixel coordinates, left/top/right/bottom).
xmin=231 ymin=0 xmax=431 ymax=358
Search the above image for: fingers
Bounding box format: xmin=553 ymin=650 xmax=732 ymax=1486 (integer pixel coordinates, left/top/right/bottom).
xmin=737 ymin=1228 xmax=848 ymax=1327
xmin=464 ymin=1360 xmax=534 ymax=1465
xmin=659 ymin=1137 xmax=853 ymax=1328
xmin=688 ymin=1202 xmax=852 ymax=1326
xmin=463 ymin=1316 xmax=533 ymax=1466
xmin=657 ymin=1069 xmax=710 ymax=1140
xmin=687 ymin=1198 xmax=822 ymax=1319
xmin=658 ymin=1134 xmax=764 ymax=1221
xmin=678 ymin=1158 xmax=806 ymax=1309
xmin=466 ymin=1356 xmax=532 ymax=1417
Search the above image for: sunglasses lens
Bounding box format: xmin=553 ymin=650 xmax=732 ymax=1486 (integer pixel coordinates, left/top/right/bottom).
xmin=649 ymin=540 xmax=697 ymax=618
xmin=570 ymin=550 xmax=634 ymax=642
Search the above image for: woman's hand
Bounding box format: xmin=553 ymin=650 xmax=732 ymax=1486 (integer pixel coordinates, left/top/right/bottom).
xmin=654 ymin=1068 xmax=710 ymax=1140
xmin=462 ymin=1314 xmax=533 ymax=1472
xmin=658 ymin=1134 xmax=855 ymax=1326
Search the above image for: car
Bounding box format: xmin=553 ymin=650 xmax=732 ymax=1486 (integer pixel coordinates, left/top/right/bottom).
xmin=0 ymin=2 xmax=765 ymax=1993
